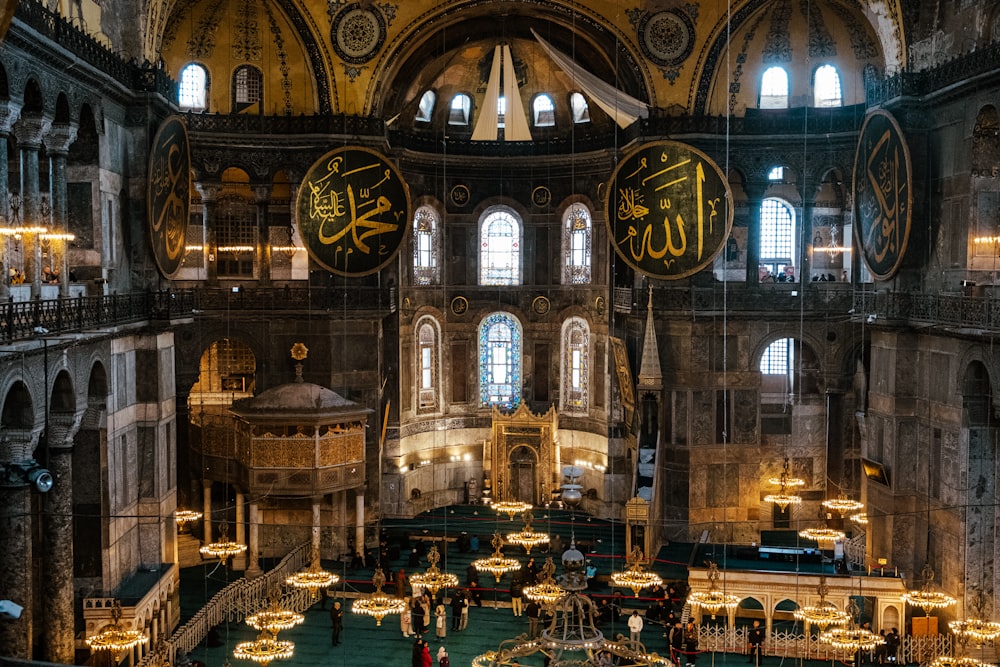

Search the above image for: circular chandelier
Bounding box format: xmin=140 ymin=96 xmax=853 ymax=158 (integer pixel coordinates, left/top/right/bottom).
xmin=611 ymin=545 xmax=663 ymax=598
xmin=246 ymin=590 xmax=305 ymax=634
xmin=794 ymin=577 xmax=849 ymax=629
xmin=173 ymin=509 xmax=203 ymax=531
xmin=950 ymin=618 xmax=1000 ymax=642
xmin=765 ymin=459 xmax=805 ymax=511
xmin=473 ymin=533 xmax=522 ymax=582
xmin=820 ymin=626 xmax=885 ymax=652
xmin=850 ymin=512 xmax=869 ymax=525
xmin=200 ymin=525 xmax=247 ymax=561
xmin=351 ymin=567 xmax=407 ymax=625
xmin=686 ymin=561 xmax=741 ymax=617
xmin=798 ymin=527 xmax=846 ymax=544
xmin=491 ymin=499 xmax=533 ymax=520
xmin=85 ymin=600 xmax=149 ymax=662
xmin=523 ymin=557 xmax=567 ymax=605
xmin=930 ymin=657 xmax=987 ymax=667
xmin=286 ymin=551 xmax=339 ymax=599
xmin=409 ymin=545 xmax=459 ymax=596
xmin=233 ymin=630 xmax=294 ymax=665
xmin=822 ymin=493 xmax=864 ymax=516
xmin=902 ymin=564 xmax=956 ymax=615
xmin=506 ymin=511 xmax=550 ymax=554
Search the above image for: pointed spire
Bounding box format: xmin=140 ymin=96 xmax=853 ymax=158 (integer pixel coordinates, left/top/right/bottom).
xmin=638 ymin=286 xmax=662 ymax=390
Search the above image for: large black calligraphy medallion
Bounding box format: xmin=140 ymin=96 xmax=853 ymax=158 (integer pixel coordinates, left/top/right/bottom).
xmin=852 ymin=109 xmax=912 ymax=281
xmin=295 ymin=146 xmax=410 ymax=277
xmin=147 ymin=116 xmax=190 ymax=279
xmin=606 ymin=141 xmax=733 ymax=280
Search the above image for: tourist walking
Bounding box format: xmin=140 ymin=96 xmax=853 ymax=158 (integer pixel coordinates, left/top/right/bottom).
xmin=329 ymin=601 xmax=343 ymax=646
xmin=435 ymin=602 xmax=447 ymax=639
xmin=628 ymin=610 xmax=644 ymax=647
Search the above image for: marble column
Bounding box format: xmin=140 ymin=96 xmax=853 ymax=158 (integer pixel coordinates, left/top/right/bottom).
xmin=312 ymin=499 xmax=322 ymax=559
xmin=254 ymin=185 xmax=271 ymax=286
xmin=247 ymin=501 xmax=262 ymax=577
xmin=42 ymin=417 xmax=79 ymax=663
xmin=202 ymin=479 xmax=213 ymax=544
xmin=42 ymin=123 xmax=78 ymax=296
xmin=0 ymin=483 xmax=32 ymax=657
xmin=355 ymin=494 xmax=365 ymax=561
xmin=196 ymin=184 xmax=219 ymax=285
xmin=13 ymin=112 xmax=52 ymax=298
xmin=234 ymin=490 xmax=246 ymax=570
xmin=744 ymin=181 xmax=765 ymax=284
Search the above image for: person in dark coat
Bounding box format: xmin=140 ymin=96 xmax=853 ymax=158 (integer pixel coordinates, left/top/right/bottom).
xmin=450 ymin=591 xmax=465 ymax=630
xmin=329 ymin=601 xmax=343 ymax=646
xmin=669 ymin=621 xmax=685 ymax=666
xmin=684 ymin=621 xmax=699 ymax=667
xmin=748 ymin=620 xmax=765 ymax=664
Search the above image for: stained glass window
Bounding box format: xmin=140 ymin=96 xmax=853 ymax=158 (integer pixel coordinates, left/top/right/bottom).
xmin=562 ymin=204 xmax=591 ymax=284
xmin=179 ymin=63 xmax=208 ymax=111
xmin=413 ymin=206 xmax=440 ymax=285
xmin=561 ymin=318 xmax=590 ymax=412
xmin=416 ymin=317 xmax=439 ymax=410
xmin=479 ymin=312 xmax=522 ymax=409
xmin=480 ymin=208 xmax=521 ymax=285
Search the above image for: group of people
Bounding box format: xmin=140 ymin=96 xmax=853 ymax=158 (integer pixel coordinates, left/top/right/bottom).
xmin=411 ymin=639 xmax=449 ymax=667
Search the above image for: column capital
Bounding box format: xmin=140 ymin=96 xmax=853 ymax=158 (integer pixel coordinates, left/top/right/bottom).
xmin=0 ymin=100 xmax=23 ymax=135
xmin=43 ymin=123 xmax=79 ymax=156
xmin=253 ymin=185 xmax=271 ymax=203
xmin=12 ymin=113 xmax=52 ymax=150
xmin=196 ymin=183 xmax=221 ymax=203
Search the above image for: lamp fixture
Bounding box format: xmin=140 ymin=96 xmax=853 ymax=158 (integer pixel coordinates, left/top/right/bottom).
xmin=408 ymin=545 xmax=459 ymax=596
xmin=472 ymin=533 xmax=522 ymax=582
xmin=246 ymin=588 xmax=305 ymax=634
xmin=173 ymin=509 xmax=203 ymax=531
xmin=822 ymin=493 xmax=864 ymax=516
xmin=798 ymin=527 xmax=846 ymax=544
xmin=850 ymin=512 xmax=869 ymax=525
xmin=523 ymin=557 xmax=567 ymax=605
xmin=764 ymin=458 xmax=804 ymax=511
xmin=611 ymin=545 xmax=663 ymax=598
xmin=793 ymin=576 xmax=850 ymax=629
xmin=929 ymin=658 xmax=987 ymax=667
xmin=351 ymin=567 xmax=407 ymax=625
xmin=686 ymin=561 xmax=741 ymax=617
xmin=949 ymin=590 xmax=1000 ymax=642
xmin=85 ymin=600 xmax=149 ymax=662
xmin=199 ymin=524 xmax=248 ymax=561
xmin=819 ymin=626 xmax=885 ymax=653
xmin=233 ymin=630 xmax=294 ymax=665
xmin=506 ymin=510 xmax=550 ymax=554
xmin=901 ymin=563 xmax=957 ymax=615
xmin=286 ymin=547 xmax=339 ymax=599
xmin=491 ymin=499 xmax=533 ymax=520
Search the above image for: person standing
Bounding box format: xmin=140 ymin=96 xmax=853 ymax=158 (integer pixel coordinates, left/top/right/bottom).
xmin=421 ymin=640 xmax=433 ymax=667
xmin=412 ymin=596 xmax=426 ymax=637
xmin=684 ymin=621 xmax=700 ymax=667
xmin=628 ymin=610 xmax=644 ymax=647
xmin=526 ymin=600 xmax=541 ymax=639
xmin=510 ymin=574 xmax=524 ymax=616
xmin=450 ymin=591 xmax=465 ymax=631
xmin=435 ymin=601 xmax=447 ymax=639
xmin=397 ymin=569 xmax=408 ymax=598
xmin=669 ymin=621 xmax=684 ymax=666
xmin=330 ymin=601 xmax=343 ymax=646
xmin=401 ymin=597 xmax=414 ymax=637
xmin=459 ymin=593 xmax=470 ymax=631
xmin=885 ymin=628 xmax=900 ymax=664
xmin=437 ymin=646 xmax=450 ymax=667
xmin=748 ymin=619 xmax=765 ymax=664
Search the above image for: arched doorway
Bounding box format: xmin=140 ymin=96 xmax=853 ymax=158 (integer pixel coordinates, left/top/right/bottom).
xmin=509 ymin=446 xmax=537 ymax=505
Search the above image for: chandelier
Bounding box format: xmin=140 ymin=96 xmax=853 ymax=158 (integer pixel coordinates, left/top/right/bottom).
xmin=233 ymin=630 xmax=294 ymax=665
xmin=409 ymin=545 xmax=459 ymax=596
xmin=246 ymin=588 xmax=305 ymax=634
xmin=930 ymin=658 xmax=987 ymax=667
xmin=506 ymin=510 xmax=550 ymax=554
xmin=850 ymin=512 xmax=869 ymax=525
xmin=798 ymin=527 xmax=846 ymax=544
xmin=85 ymin=600 xmax=149 ymax=662
xmin=820 ymin=626 xmax=885 ymax=652
xmin=285 ymin=549 xmax=339 ymax=599
xmin=472 ymin=533 xmax=522 ymax=582
xmin=491 ymin=499 xmax=533 ymax=520
xmin=794 ymin=577 xmax=850 ymax=629
xmin=902 ymin=564 xmax=956 ymax=615
xmin=200 ymin=524 xmax=247 ymax=561
xmin=686 ymin=561 xmax=741 ymax=617
xmin=822 ymin=493 xmax=864 ymax=516
xmin=950 ymin=590 xmax=1000 ymax=643
xmin=351 ymin=567 xmax=407 ymax=626
xmin=475 ymin=548 xmax=672 ymax=667
xmin=523 ymin=557 xmax=567 ymax=605
xmin=173 ymin=509 xmax=203 ymax=531
xmin=611 ymin=545 xmax=663 ymax=598
xmin=764 ymin=458 xmax=805 ymax=511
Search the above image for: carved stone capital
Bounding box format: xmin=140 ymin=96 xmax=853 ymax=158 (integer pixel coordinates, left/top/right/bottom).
xmin=195 ymin=183 xmax=221 ymax=202
xmin=0 ymin=100 xmax=24 ymax=135
xmin=43 ymin=123 xmax=79 ymax=156
xmin=12 ymin=113 xmax=52 ymax=150
xmin=253 ymin=185 xmax=271 ymax=204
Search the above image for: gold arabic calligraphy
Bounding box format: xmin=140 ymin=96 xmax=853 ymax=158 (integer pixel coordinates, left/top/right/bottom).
xmin=863 ymin=129 xmax=906 ymax=265
xmin=150 ymin=128 xmax=188 ymax=262
xmin=616 ymin=150 xmax=720 ymax=270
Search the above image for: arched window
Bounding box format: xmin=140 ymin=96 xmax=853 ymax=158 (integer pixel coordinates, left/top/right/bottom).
xmin=768 ymin=166 xmax=784 ymax=181
xmin=760 ymin=338 xmax=793 ymax=377
xmin=412 ymin=205 xmax=440 ymax=285
xmin=416 ymin=90 xmax=436 ymax=123
xmin=570 ymin=92 xmax=590 ymax=123
xmin=760 ymin=67 xmax=789 ymax=109
xmin=479 ymin=207 xmax=521 ymax=285
xmin=561 ymin=204 xmax=591 ymax=284
xmin=479 ymin=312 xmax=522 ymax=409
xmin=216 ymin=197 xmax=256 ymax=278
xmin=533 ymin=94 xmax=555 ymax=127
xmin=416 ymin=317 xmax=440 ymax=411
xmin=759 ymin=198 xmax=795 ymax=280
xmin=449 ymin=93 xmax=472 ymax=125
xmin=561 ymin=318 xmax=590 ymax=413
xmin=232 ymin=65 xmax=262 ymax=112
xmin=179 ymin=63 xmax=208 ymax=111
xmin=814 ymin=65 xmax=842 ymax=107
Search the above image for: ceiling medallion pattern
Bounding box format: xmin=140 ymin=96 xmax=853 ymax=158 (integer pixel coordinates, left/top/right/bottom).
xmin=638 ymin=10 xmax=695 ymax=67
xmin=332 ymin=3 xmax=386 ymax=64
